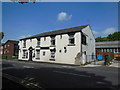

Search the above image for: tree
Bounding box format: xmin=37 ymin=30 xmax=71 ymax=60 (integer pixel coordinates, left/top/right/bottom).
xmin=0 ymin=32 xmax=4 ymax=41
xmin=95 ymin=32 xmax=120 ymax=42
xmin=95 ymin=37 xmax=107 ymax=42
xmin=107 ymin=32 xmax=120 ymax=41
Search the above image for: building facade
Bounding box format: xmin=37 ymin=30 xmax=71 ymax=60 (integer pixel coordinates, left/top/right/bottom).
xmin=0 ymin=43 xmax=4 ymax=55
xmin=19 ymin=25 xmax=95 ymax=65
xmin=2 ymin=40 xmax=19 ymax=56
xmin=96 ymin=41 xmax=120 ymax=60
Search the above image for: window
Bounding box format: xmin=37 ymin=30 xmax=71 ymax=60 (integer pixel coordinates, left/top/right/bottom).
xmin=68 ymin=33 xmax=75 ymax=45
xmin=8 ymin=44 xmax=10 ymax=47
xmin=115 ymin=48 xmax=117 ymax=52
xmin=14 ymin=44 xmax=18 ymax=48
xmin=82 ymin=34 xmax=87 ymax=45
xmin=23 ymin=50 xmax=26 ymax=58
xmin=105 ymin=49 xmax=107 ymax=52
xmin=23 ymin=40 xmax=26 ymax=48
xmin=7 ymin=50 xmax=9 ymax=53
xmin=44 ymin=37 xmax=46 ymax=41
xmin=37 ymin=38 xmax=40 ymax=46
xmin=36 ymin=50 xmax=40 ymax=59
xmin=51 ymin=36 xmax=55 ymax=46
xmin=5 ymin=45 xmax=6 ymax=48
xmin=107 ymin=49 xmax=109 ymax=52
xmin=30 ymin=39 xmax=32 ymax=42
xmin=90 ymin=39 xmax=92 ymax=43
xmin=15 ymin=50 xmax=18 ymax=56
xmin=51 ymin=51 xmax=55 ymax=58
xmin=118 ymin=48 xmax=120 ymax=53
xmin=43 ymin=51 xmax=45 ymax=56
xmin=23 ymin=50 xmax=28 ymax=58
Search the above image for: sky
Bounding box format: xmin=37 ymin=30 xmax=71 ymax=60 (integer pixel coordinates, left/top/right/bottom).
xmin=2 ymin=2 xmax=118 ymax=42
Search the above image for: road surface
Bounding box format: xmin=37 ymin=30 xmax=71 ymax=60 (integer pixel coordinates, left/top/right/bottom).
xmin=1 ymin=59 xmax=119 ymax=89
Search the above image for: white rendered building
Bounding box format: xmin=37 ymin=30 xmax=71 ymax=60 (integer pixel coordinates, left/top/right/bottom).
xmin=19 ymin=25 xmax=95 ymax=65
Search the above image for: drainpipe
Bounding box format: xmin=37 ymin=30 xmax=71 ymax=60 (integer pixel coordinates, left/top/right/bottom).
xmin=80 ymin=31 xmax=83 ymax=64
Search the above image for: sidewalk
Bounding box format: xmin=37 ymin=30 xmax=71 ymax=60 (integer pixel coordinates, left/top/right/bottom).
xmin=109 ymin=62 xmax=119 ymax=68
xmin=83 ymin=60 xmax=120 ymax=68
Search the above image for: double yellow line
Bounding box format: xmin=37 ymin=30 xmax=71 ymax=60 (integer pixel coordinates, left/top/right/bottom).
xmin=2 ymin=73 xmax=44 ymax=89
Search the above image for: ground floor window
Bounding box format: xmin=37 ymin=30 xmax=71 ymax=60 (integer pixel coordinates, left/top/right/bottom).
xmin=118 ymin=48 xmax=120 ymax=53
xmin=43 ymin=51 xmax=45 ymax=56
xmin=23 ymin=50 xmax=28 ymax=58
xmin=36 ymin=50 xmax=40 ymax=59
xmin=51 ymin=51 xmax=55 ymax=58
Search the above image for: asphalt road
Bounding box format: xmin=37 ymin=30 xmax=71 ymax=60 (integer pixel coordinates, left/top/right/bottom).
xmin=1 ymin=59 xmax=120 ymax=89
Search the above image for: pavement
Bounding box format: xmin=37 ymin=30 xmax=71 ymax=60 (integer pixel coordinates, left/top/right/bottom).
xmin=83 ymin=60 xmax=120 ymax=68
xmin=2 ymin=59 xmax=120 ymax=68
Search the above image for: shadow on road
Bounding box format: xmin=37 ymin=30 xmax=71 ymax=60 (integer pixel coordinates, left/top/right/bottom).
xmin=2 ymin=65 xmax=119 ymax=89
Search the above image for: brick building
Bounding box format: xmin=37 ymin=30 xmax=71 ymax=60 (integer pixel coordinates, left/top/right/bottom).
xmin=96 ymin=41 xmax=120 ymax=60
xmin=2 ymin=40 xmax=19 ymax=57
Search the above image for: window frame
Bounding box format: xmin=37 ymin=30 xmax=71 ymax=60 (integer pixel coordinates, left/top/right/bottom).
xmin=36 ymin=50 xmax=40 ymax=59
xmin=43 ymin=51 xmax=45 ymax=56
xmin=23 ymin=40 xmax=26 ymax=48
xmin=82 ymin=34 xmax=87 ymax=45
xmin=51 ymin=36 xmax=56 ymax=46
xmin=68 ymin=33 xmax=75 ymax=46
xmin=37 ymin=38 xmax=41 ymax=46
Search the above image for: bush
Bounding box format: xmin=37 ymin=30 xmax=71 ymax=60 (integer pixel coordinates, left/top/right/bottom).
xmin=2 ymin=56 xmax=18 ymax=59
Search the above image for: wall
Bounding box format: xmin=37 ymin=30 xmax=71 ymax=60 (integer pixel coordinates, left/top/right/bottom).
xmin=55 ymin=32 xmax=81 ymax=64
xmin=82 ymin=25 xmax=96 ymax=62
xmin=19 ymin=25 xmax=95 ymax=65
xmin=3 ymin=41 xmax=14 ymax=56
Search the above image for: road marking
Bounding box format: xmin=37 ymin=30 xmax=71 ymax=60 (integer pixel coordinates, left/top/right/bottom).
xmin=2 ymin=67 xmax=15 ymax=70
xmin=23 ymin=66 xmax=34 ymax=68
xmin=3 ymin=73 xmax=44 ymax=89
xmin=53 ymin=71 xmax=91 ymax=78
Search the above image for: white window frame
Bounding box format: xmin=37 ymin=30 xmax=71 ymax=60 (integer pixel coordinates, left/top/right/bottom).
xmin=36 ymin=50 xmax=40 ymax=59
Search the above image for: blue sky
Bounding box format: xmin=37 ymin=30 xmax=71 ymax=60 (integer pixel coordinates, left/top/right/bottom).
xmin=2 ymin=2 xmax=118 ymax=42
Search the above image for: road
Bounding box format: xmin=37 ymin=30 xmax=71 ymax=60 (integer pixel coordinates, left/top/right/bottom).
xmin=1 ymin=59 xmax=120 ymax=89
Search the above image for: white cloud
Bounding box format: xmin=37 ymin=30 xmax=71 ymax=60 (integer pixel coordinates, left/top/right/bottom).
xmin=102 ymin=28 xmax=117 ymax=35
xmin=18 ymin=35 xmax=31 ymax=39
xmin=93 ymin=30 xmax=99 ymax=35
xmin=57 ymin=12 xmax=72 ymax=21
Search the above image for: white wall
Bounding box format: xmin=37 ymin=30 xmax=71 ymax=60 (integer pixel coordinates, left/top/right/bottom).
xmin=82 ymin=25 xmax=96 ymax=62
xmin=55 ymin=32 xmax=81 ymax=64
xmin=18 ymin=25 xmax=95 ymax=65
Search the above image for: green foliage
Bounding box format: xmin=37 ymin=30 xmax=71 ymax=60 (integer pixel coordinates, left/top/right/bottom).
xmin=95 ymin=32 xmax=120 ymax=42
xmin=0 ymin=32 xmax=4 ymax=40
xmin=1 ymin=56 xmax=18 ymax=59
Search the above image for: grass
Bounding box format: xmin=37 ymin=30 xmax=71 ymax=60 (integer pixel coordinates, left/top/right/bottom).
xmin=0 ymin=56 xmax=18 ymax=59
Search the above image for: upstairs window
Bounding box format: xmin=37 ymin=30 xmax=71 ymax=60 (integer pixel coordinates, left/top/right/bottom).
xmin=68 ymin=33 xmax=75 ymax=45
xmin=51 ymin=36 xmax=55 ymax=46
xmin=23 ymin=40 xmax=26 ymax=48
xmin=44 ymin=37 xmax=46 ymax=41
xmin=82 ymin=34 xmax=87 ymax=45
xmin=30 ymin=39 xmax=32 ymax=42
xmin=37 ymin=38 xmax=40 ymax=46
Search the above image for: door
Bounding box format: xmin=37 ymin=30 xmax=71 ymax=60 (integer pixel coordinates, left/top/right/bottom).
xmin=28 ymin=47 xmax=34 ymax=61
xmin=29 ymin=50 xmax=32 ymax=61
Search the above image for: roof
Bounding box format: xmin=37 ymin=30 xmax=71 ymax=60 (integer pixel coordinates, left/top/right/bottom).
xmin=20 ymin=24 xmax=89 ymax=40
xmin=96 ymin=41 xmax=120 ymax=48
xmin=4 ymin=40 xmax=19 ymax=45
xmin=9 ymin=40 xmax=19 ymax=44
